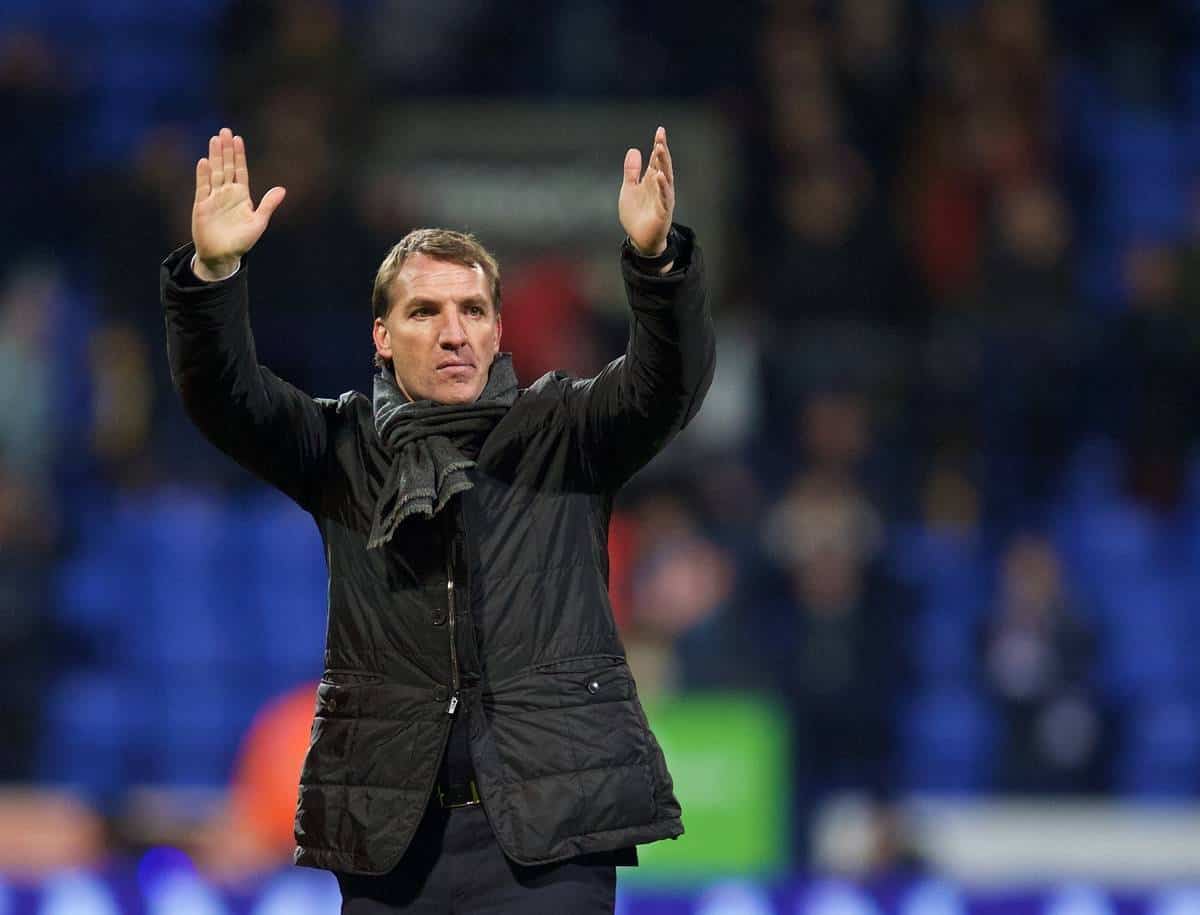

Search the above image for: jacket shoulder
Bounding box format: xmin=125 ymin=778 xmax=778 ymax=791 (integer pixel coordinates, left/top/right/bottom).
xmin=510 ymin=370 xmax=580 ymax=424
xmin=312 ymin=389 xmax=375 ymax=446
xmin=317 ymin=389 xmax=371 ymax=417
xmin=522 ymin=370 xmax=574 ymax=399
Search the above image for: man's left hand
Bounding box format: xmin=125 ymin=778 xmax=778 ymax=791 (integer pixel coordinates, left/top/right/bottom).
xmin=619 ymin=126 xmax=676 ymax=257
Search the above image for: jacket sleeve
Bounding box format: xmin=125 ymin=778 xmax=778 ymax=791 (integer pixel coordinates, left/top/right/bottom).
xmin=562 ymin=223 xmax=716 ymax=489
xmin=161 ymin=242 xmax=332 ymax=510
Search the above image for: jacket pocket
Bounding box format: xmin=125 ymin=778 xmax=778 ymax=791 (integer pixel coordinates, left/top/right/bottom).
xmin=530 ymin=653 xmax=626 ymax=677
xmin=320 ymin=668 xmax=384 ymax=687
xmin=489 ymin=654 xmax=646 ymax=774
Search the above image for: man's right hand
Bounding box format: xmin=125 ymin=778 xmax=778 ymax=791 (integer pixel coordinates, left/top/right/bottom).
xmin=191 ymin=127 xmax=286 ymax=281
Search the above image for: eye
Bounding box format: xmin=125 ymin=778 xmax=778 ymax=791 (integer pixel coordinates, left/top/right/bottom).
xmin=467 ymin=305 xmax=485 ymax=317
xmin=411 ymin=307 xmax=434 ymax=318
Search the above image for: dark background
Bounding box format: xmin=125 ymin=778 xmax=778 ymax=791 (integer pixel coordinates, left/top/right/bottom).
xmin=4 ymin=0 xmax=1200 ymax=877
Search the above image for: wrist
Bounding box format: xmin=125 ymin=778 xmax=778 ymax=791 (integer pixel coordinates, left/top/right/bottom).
xmin=632 ymin=237 xmax=668 ymax=258
xmin=192 ymin=253 xmax=241 ymax=282
xmin=627 ymin=227 xmax=679 ymax=274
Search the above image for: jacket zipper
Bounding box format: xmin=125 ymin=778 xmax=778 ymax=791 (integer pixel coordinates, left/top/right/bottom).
xmin=446 ymin=522 xmax=460 ymax=716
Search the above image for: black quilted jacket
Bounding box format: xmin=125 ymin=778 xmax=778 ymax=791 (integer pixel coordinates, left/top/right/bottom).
xmin=160 ymin=224 xmax=715 ymax=876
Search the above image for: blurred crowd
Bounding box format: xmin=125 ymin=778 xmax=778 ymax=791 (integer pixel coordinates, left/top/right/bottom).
xmin=4 ymin=0 xmax=1200 ymax=875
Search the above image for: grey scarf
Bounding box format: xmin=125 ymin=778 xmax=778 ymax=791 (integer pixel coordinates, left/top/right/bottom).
xmin=367 ymin=353 xmax=518 ymax=549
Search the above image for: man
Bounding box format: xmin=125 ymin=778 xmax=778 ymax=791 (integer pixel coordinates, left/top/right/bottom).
xmin=161 ymin=125 xmax=714 ymax=913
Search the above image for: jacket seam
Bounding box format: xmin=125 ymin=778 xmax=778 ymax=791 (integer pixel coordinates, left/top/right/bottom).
xmin=494 ymin=761 xmax=646 ymax=788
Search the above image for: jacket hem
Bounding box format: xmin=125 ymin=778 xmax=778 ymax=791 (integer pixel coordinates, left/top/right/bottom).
xmin=293 ymin=816 xmax=684 ymax=877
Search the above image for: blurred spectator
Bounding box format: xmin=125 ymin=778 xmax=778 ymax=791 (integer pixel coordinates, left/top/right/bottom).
xmin=0 ymin=262 xmax=58 ymax=490
xmin=219 ymin=0 xmax=361 ymax=131
xmin=0 ymin=789 xmax=106 ymax=877
xmin=88 ymin=325 xmax=154 ymax=471
xmin=920 ymin=458 xmax=982 ymax=538
xmin=863 ymin=805 xmax=930 ymax=878
xmin=0 ymin=263 xmax=60 ymax=781
xmin=833 ymin=0 xmax=916 ymax=185
xmin=753 ymin=472 xmax=912 ymax=861
xmin=974 ymin=182 xmax=1084 ymax=522
xmin=774 ymin=387 xmax=868 ymax=488
xmin=906 ymin=0 xmax=1052 ymax=306
xmin=979 ymin=535 xmax=1112 ymax=793
xmin=0 ymin=463 xmax=54 ymax=781
xmin=978 ymin=181 xmax=1072 ymax=314
xmin=800 ymin=389 xmax=873 ymax=481
xmin=358 ymin=0 xmax=492 ymax=94
xmin=1091 ymin=243 xmax=1199 ymax=513
xmin=500 ymin=255 xmax=596 ymax=384
xmin=760 ymin=384 xmax=915 ymax=522
xmin=624 ymin=493 xmax=738 ymax=697
xmin=193 ymin=681 xmax=318 ymax=880
xmin=0 ymin=30 xmax=71 ymax=277
xmin=766 ymin=152 xmax=918 ymax=328
xmin=89 ymin=125 xmax=194 ymax=330
xmin=84 ymin=124 xmax=190 ymax=476
xmin=670 ymin=312 xmax=764 ymax=461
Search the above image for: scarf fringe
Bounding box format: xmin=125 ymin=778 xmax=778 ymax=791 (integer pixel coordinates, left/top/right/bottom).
xmin=367 ymin=357 xmax=518 ymax=550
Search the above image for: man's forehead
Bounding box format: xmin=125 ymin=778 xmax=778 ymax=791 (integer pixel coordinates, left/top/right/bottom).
xmin=396 ymin=253 xmax=488 ymax=295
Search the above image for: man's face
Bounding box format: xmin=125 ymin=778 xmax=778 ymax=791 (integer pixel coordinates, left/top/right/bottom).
xmin=372 ymin=253 xmax=502 ymax=405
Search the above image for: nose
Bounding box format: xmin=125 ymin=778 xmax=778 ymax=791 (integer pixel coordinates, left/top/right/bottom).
xmin=438 ymin=310 xmax=467 ymax=348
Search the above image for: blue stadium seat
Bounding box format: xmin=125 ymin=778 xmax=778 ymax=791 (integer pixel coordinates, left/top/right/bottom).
xmin=899 ymin=688 xmax=995 ymax=794
xmin=1116 ymin=698 xmax=1200 ymax=797
xmin=242 ymin=490 xmax=328 ymax=685
xmin=1095 ymin=578 xmax=1188 ymax=702
xmin=151 ymin=677 xmax=248 ymax=787
xmin=56 ymin=497 xmax=148 ymax=641
xmin=131 ymin=488 xmax=251 ymax=670
xmin=1091 ymin=112 xmax=1187 ymax=243
xmin=37 ymin=673 xmax=142 ymax=806
xmin=1059 ymin=441 xmax=1123 ymax=509
xmin=888 ymin=525 xmax=989 ymax=620
xmin=912 ymin=606 xmax=978 ymax=685
xmin=1051 ymin=500 xmax=1164 ymax=615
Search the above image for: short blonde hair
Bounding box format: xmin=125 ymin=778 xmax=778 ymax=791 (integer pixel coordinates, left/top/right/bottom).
xmin=371 ymin=229 xmax=502 ymax=371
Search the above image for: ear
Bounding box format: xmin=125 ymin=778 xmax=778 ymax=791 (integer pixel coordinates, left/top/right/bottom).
xmin=373 ymin=317 xmax=392 ymax=361
xmin=493 ymin=313 xmax=502 ymax=352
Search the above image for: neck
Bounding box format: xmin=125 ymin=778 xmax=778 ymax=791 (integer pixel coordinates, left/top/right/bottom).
xmin=392 ymin=371 xmax=415 ymax=403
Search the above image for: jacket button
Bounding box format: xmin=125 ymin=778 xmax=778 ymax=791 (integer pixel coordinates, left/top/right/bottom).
xmin=434 ymin=685 xmax=447 ymax=701
xmin=431 ymin=611 xmax=446 ymax=626
xmin=587 ymin=680 xmax=601 ymax=694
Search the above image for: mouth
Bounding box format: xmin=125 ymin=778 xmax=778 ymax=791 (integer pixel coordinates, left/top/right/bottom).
xmin=436 ymin=361 xmax=476 ymax=375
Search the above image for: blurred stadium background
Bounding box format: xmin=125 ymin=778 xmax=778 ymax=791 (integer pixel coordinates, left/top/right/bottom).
xmin=5 ymin=0 xmax=1200 ymax=911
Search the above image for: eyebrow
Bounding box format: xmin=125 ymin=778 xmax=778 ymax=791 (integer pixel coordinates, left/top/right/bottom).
xmin=405 ymin=295 xmax=492 ymax=312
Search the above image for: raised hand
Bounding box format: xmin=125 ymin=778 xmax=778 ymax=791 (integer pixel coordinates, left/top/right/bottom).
xmin=191 ymin=127 xmax=286 ymax=280
xmin=619 ymin=126 xmax=676 ymax=257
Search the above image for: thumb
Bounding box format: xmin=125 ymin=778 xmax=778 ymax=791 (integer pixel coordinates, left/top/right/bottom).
xmin=622 ymin=148 xmax=641 ymax=187
xmin=257 ymin=186 xmax=287 ymax=224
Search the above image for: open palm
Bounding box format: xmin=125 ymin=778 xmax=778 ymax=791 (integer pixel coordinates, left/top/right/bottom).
xmin=619 ymin=126 xmax=676 ymax=256
xmin=192 ymin=127 xmax=285 ymax=275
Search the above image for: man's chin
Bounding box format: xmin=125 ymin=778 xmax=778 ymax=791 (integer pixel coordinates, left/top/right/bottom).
xmin=432 ymin=382 xmax=485 ymax=405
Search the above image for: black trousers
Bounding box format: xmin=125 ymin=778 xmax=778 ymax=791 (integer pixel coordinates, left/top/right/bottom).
xmin=336 ymin=800 xmax=618 ymax=914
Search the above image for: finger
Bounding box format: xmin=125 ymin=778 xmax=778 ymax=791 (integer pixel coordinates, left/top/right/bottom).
xmin=657 ymin=126 xmax=673 ymax=185
xmin=195 ymin=158 xmax=211 ymax=203
xmin=221 ymin=128 xmax=235 ymax=184
xmin=623 ymin=148 xmax=641 ymax=187
xmin=647 ymin=142 xmax=663 ymax=182
xmin=256 ymin=185 xmax=287 ymax=224
xmin=234 ymin=134 xmax=250 ymax=191
xmin=209 ymin=135 xmax=224 ymax=186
